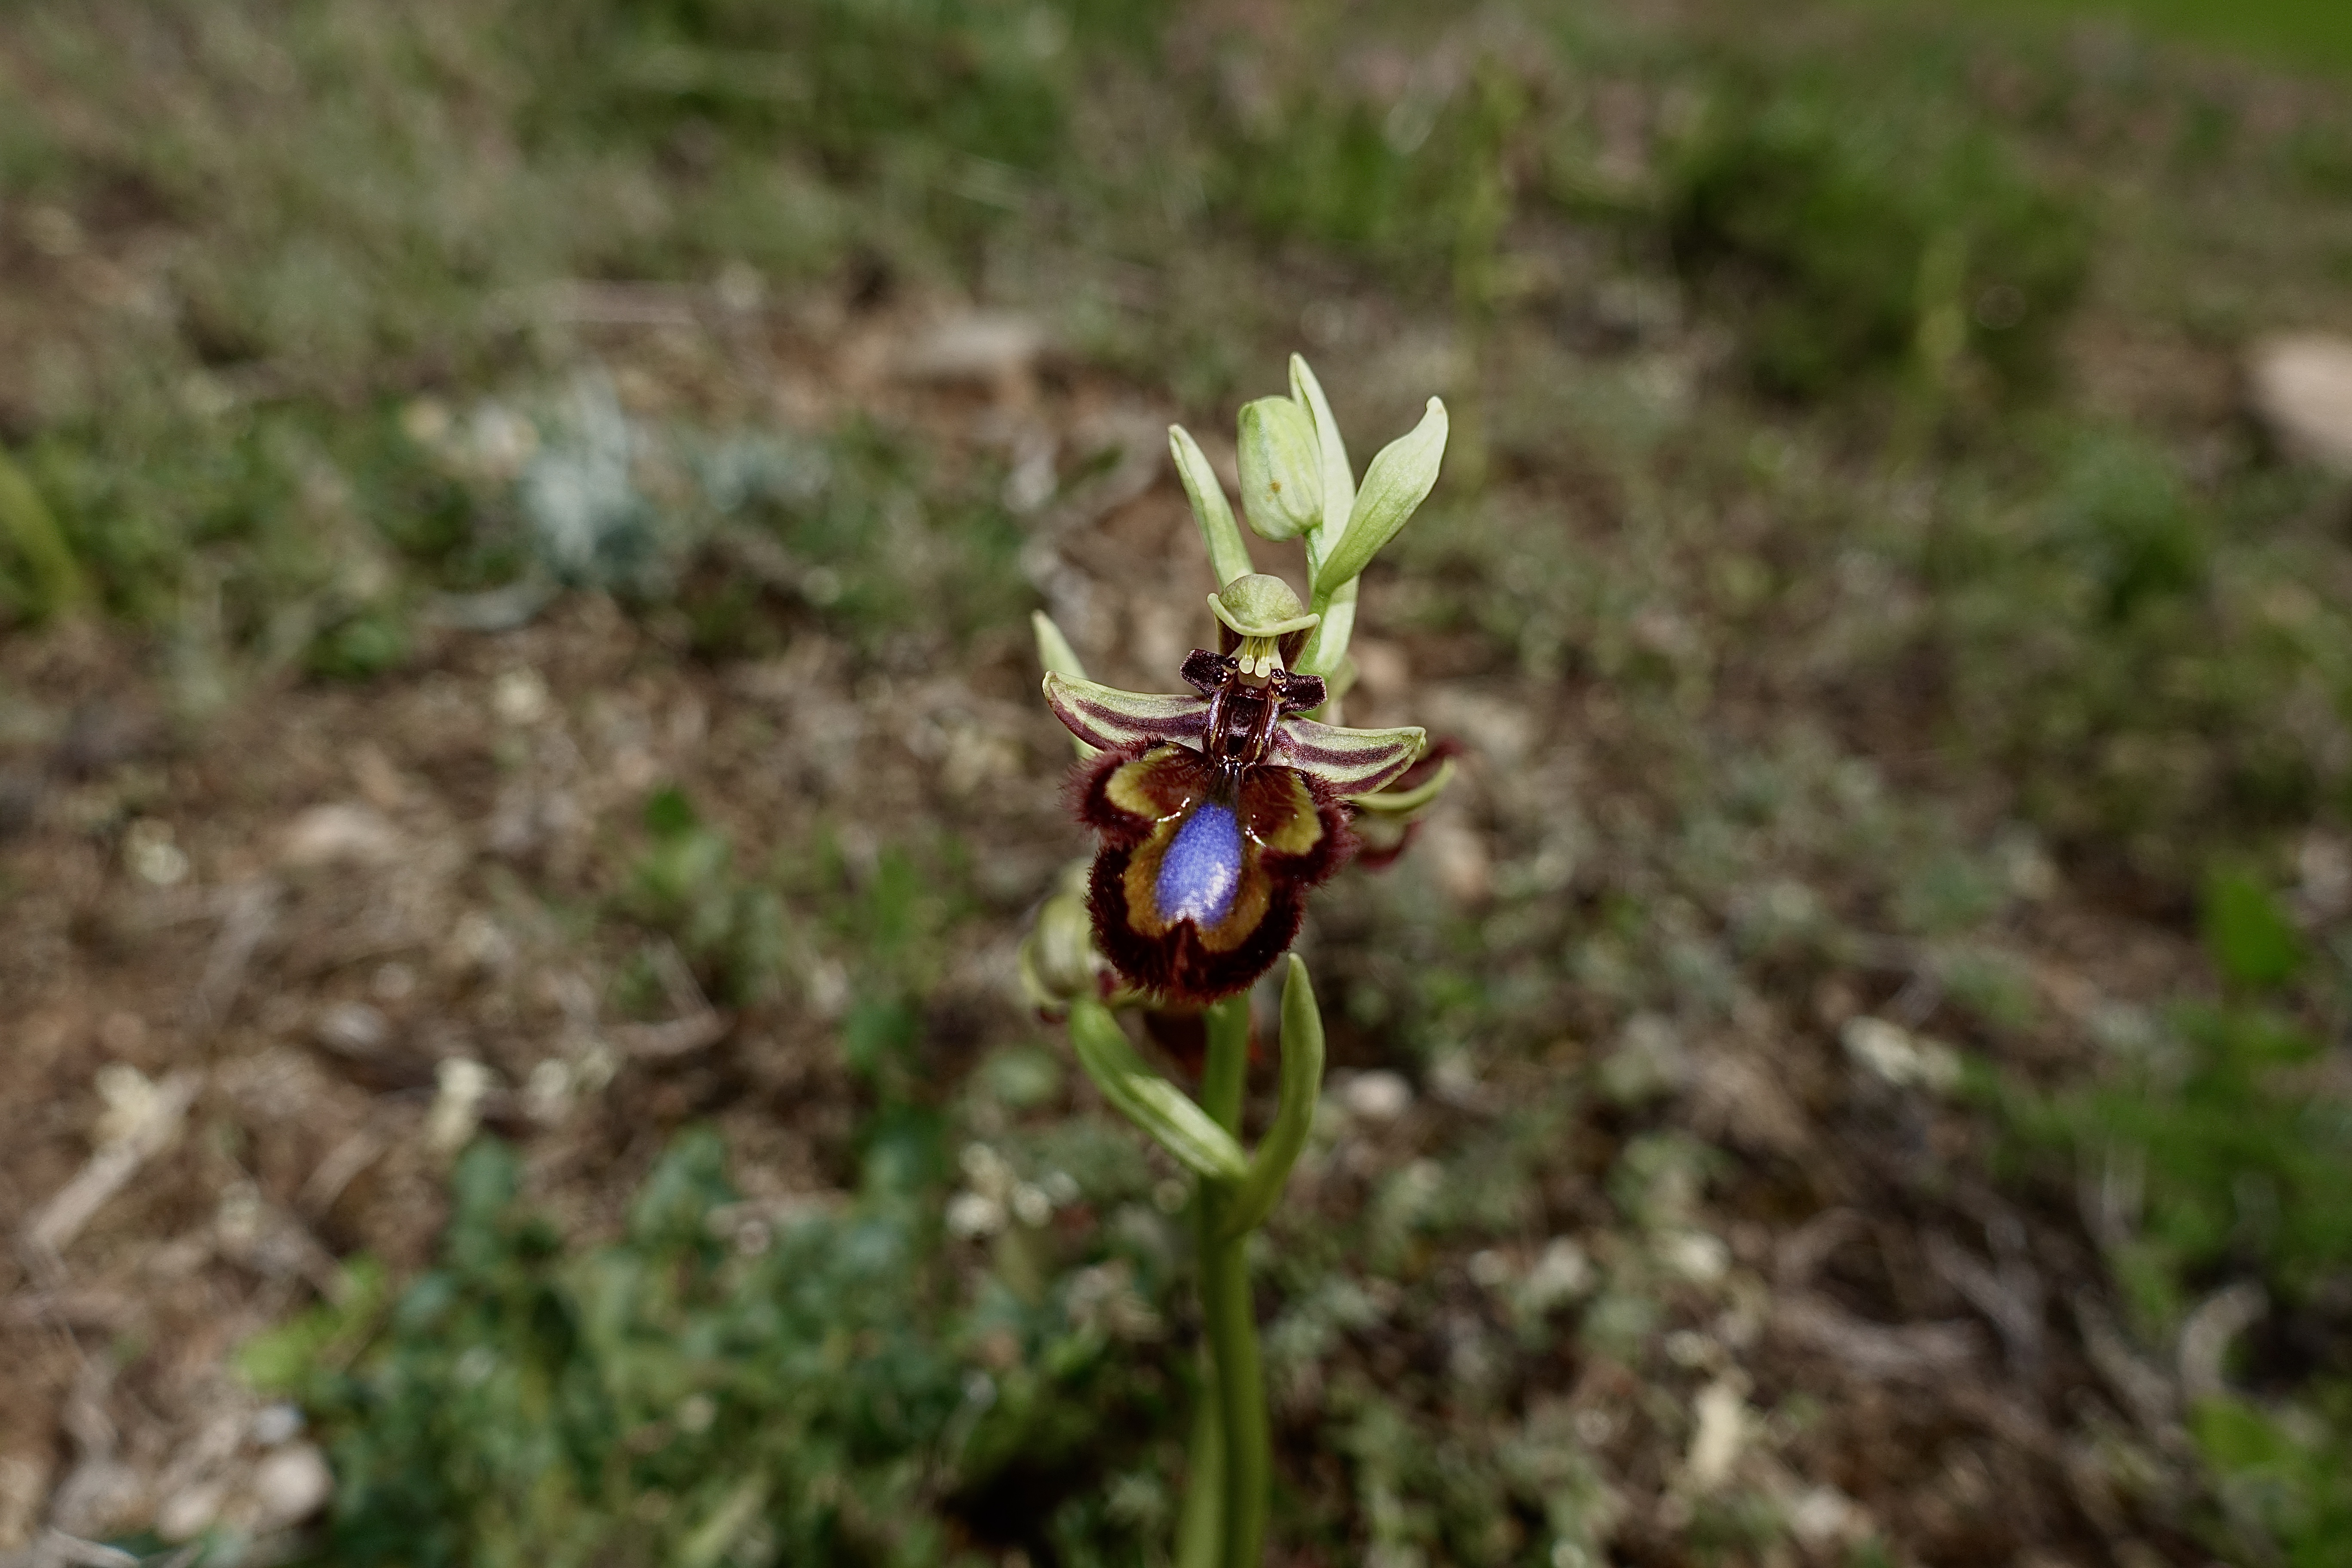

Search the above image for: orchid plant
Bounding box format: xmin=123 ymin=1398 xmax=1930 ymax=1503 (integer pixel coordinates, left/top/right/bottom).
xmin=1020 ymin=355 xmax=1455 ymax=1566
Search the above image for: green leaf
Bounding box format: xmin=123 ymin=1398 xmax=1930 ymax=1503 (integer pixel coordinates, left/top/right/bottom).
xmin=1068 ymin=999 xmax=1248 ymax=1182
xmin=1169 ymin=424 xmax=1254 ymax=587
xmin=1219 ymin=956 xmax=1326 ymax=1240
xmin=2203 ymin=869 xmax=2304 ymax=990
xmin=1237 ymin=396 xmax=1323 ymax=542
xmin=1314 ymin=397 xmax=1447 ymax=597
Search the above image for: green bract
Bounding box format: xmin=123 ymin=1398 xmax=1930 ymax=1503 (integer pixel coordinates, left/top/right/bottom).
xmin=1216 ymin=956 xmax=1326 ymax=1242
xmin=1068 ymin=998 xmax=1248 ymax=1182
xmin=1290 ymin=354 xmax=1355 ymax=542
xmin=1017 ymin=861 xmax=1103 ymax=1012
xmin=1237 ymin=396 xmax=1323 ymax=541
xmin=1313 ymin=397 xmax=1449 ymax=597
xmin=1346 ymin=754 xmax=1457 ymax=815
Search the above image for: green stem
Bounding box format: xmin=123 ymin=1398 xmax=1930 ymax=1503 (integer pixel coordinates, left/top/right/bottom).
xmin=1200 ymin=993 xmax=1250 ymax=1131
xmin=1197 ymin=993 xmax=1268 ymax=1567
xmin=1173 ymin=1354 xmax=1223 ymax=1568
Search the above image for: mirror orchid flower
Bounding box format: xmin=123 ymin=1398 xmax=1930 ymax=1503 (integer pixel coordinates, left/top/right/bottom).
xmin=1020 ymin=354 xmax=1456 ymax=1568
xmin=1044 ymin=573 xmax=1425 ymax=1002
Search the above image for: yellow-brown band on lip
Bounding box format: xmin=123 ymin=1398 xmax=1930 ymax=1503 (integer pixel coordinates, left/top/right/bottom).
xmin=1078 ymin=742 xmax=1348 ymax=1000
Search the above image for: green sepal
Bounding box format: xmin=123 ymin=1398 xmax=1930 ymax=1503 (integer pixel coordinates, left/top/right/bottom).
xmin=1069 ymin=999 xmax=1249 ymax=1183
xmin=1313 ymin=397 xmax=1447 ymax=597
xmin=1345 ymin=755 xmax=1457 ymax=816
xmin=1237 ymin=396 xmax=1323 ymax=542
xmin=1030 ymin=609 xmax=1090 ymax=683
xmin=1217 ymin=956 xmax=1326 ymax=1241
xmin=1169 ymin=425 xmax=1254 ymax=588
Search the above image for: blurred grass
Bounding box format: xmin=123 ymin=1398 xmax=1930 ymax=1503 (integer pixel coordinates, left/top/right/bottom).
xmin=1911 ymin=0 xmax=2352 ymax=77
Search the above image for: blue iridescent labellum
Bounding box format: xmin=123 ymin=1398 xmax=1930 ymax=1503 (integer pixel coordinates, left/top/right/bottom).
xmin=1044 ymin=642 xmax=1427 ymax=1002
xmin=1077 ymin=742 xmax=1349 ymax=1003
xmin=1158 ymin=802 xmax=1243 ymax=926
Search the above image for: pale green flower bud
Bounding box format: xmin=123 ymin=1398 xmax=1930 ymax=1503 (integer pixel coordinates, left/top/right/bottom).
xmin=1236 ymin=396 xmax=1323 ymax=542
xmin=1018 ymin=861 xmax=1106 ymax=1014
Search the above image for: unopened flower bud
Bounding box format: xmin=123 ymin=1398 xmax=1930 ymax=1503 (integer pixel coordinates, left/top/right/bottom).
xmin=1237 ymin=396 xmax=1323 ymax=542
xmin=1019 ymin=862 xmax=1105 ymax=1012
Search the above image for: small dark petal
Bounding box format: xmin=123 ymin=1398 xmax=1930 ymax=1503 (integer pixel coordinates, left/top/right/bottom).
xmin=1181 ymin=647 xmax=1234 ymax=694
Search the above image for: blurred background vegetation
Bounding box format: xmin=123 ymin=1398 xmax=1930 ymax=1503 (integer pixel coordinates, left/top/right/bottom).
xmin=6 ymin=1 xmax=2352 ymax=1565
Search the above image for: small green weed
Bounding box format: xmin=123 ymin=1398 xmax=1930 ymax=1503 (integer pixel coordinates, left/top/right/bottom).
xmin=622 ymin=786 xmax=788 ymax=1008
xmin=2190 ymin=1387 xmax=2352 ymax=1568
xmin=248 ymin=1132 xmax=1186 ymax=1568
xmin=2008 ymin=872 xmax=2352 ymax=1560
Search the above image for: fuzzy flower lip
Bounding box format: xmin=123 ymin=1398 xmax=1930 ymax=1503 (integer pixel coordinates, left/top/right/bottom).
xmin=1042 ymin=672 xmax=1426 ymax=796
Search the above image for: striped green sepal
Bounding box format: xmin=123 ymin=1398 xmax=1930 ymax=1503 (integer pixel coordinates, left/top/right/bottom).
xmin=1269 ymin=717 xmax=1425 ymax=795
xmin=1043 ymin=673 xmax=1210 ymax=753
